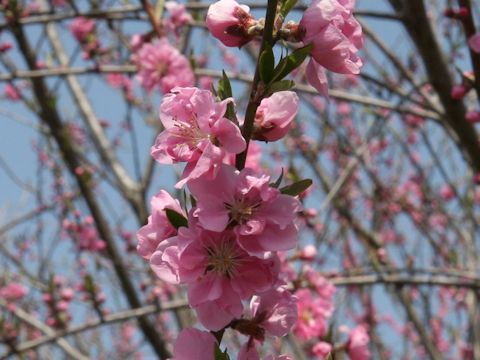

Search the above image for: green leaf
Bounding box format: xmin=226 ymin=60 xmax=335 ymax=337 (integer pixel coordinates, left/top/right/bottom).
xmin=217 ymin=71 xmax=237 ymax=122
xmin=270 ymin=168 xmax=284 ymax=188
xmin=259 ymin=44 xmax=275 ymax=84
xmin=280 ymin=0 xmax=298 ymax=17
xmin=84 ymin=274 xmax=95 ymax=293
xmin=280 ymin=179 xmax=312 ymax=196
xmin=217 ymin=70 xmax=233 ymax=100
xmin=214 ymin=344 xmax=231 ymax=360
xmin=165 ymin=208 xmax=188 ymax=229
xmin=265 ymin=80 xmax=295 ymax=96
xmin=271 ymin=44 xmax=313 ymax=83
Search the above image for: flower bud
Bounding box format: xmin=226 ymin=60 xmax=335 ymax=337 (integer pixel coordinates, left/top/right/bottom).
xmin=206 ymin=0 xmax=256 ymax=47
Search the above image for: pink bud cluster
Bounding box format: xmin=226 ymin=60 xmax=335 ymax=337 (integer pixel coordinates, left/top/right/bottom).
xmin=69 ymin=17 xmax=100 ymax=59
xmin=42 ymin=276 xmax=74 ymax=329
xmin=206 ymin=0 xmax=364 ymax=96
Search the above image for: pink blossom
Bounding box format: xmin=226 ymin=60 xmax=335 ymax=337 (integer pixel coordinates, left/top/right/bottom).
xmin=253 ymin=91 xmax=299 ymax=142
xmin=150 ymin=227 xmax=279 ymax=330
xmin=440 ymin=185 xmax=455 ymax=201
xmin=297 ymin=244 xmax=317 ymax=260
xmin=238 ymin=344 xmax=292 ymax=360
xmin=69 ymin=17 xmax=95 ymax=42
xmin=53 ymin=0 xmax=67 ymax=6
xmin=468 ymin=33 xmax=480 ymax=53
xmin=347 ymin=325 xmax=371 ymax=360
xmin=134 ymin=39 xmax=194 ymax=93
xmin=312 ymin=341 xmax=333 ymax=359
xmin=4 ymin=84 xmax=21 ymax=101
xmin=301 ymin=0 xmax=363 ymax=94
xmin=305 ymin=59 xmax=329 ymax=96
xmin=151 ymin=87 xmax=245 ymax=186
xmin=165 ymin=1 xmax=193 ymax=31
xmin=238 ymin=344 xmax=261 ymax=360
xmin=130 ymin=34 xmax=145 ymax=52
xmin=171 ymin=328 xmax=217 ymax=360
xmin=136 ymin=190 xmax=184 ymax=260
xmin=249 ymin=285 xmax=298 ymax=337
xmin=0 ymin=283 xmax=28 ymax=301
xmin=64 ymin=217 xmax=106 ymax=252
xmin=294 ymin=287 xmax=334 ymax=339
xmin=188 ymin=164 xmax=302 ymax=257
xmin=466 ymin=110 xmax=480 ymax=123
xmin=451 ymin=84 xmax=469 ymax=100
xmin=0 ymin=42 xmax=12 ymax=53
xmin=206 ymin=0 xmax=256 ymax=47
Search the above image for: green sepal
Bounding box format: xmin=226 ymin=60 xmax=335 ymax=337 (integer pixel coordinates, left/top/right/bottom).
xmin=217 ymin=70 xmax=233 ymax=100
xmin=280 ymin=179 xmax=312 ymax=196
xmin=270 ymin=168 xmax=284 ymax=188
xmin=265 ymin=80 xmax=295 ymax=96
xmin=271 ymin=44 xmax=312 ymax=83
xmin=259 ymin=44 xmax=275 ymax=84
xmin=280 ymin=0 xmax=299 ymax=17
xmin=214 ymin=344 xmax=231 ymax=360
xmin=165 ymin=208 xmax=188 ymax=229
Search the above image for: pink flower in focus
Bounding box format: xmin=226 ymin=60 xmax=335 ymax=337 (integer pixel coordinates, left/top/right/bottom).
xmin=347 ymin=325 xmax=371 ymax=360
xmin=171 ymin=328 xmax=217 ymax=360
xmin=238 ymin=343 xmax=260 ymax=360
xmin=150 ymin=227 xmax=279 ymax=330
xmin=151 ymin=87 xmax=245 ymax=186
xmin=0 ymin=283 xmax=28 ymax=301
xmin=188 ymin=164 xmax=302 ymax=257
xmin=312 ymin=342 xmax=333 ymax=359
xmin=249 ymin=285 xmax=298 ymax=337
xmin=69 ymin=17 xmax=95 ymax=42
xmin=136 ymin=190 xmax=184 ymax=260
xmin=253 ymin=91 xmax=299 ymax=142
xmin=134 ymin=39 xmax=194 ymax=93
xmin=206 ymin=0 xmax=256 ymax=47
xmin=468 ymin=33 xmax=480 ymax=53
xmin=300 ymin=0 xmax=363 ymax=95
xmin=4 ymin=84 xmax=21 ymax=101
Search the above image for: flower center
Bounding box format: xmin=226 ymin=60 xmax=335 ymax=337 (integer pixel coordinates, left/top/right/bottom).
xmin=171 ymin=114 xmax=210 ymax=148
xmin=205 ymin=238 xmax=243 ymax=278
xmin=301 ymin=309 xmax=313 ymax=323
xmin=225 ymin=197 xmax=261 ymax=226
xmin=156 ymin=62 xmax=168 ymax=77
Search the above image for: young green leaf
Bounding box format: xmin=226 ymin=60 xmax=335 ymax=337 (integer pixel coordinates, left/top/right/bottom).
xmin=265 ymin=80 xmax=295 ymax=96
xmin=280 ymin=0 xmax=299 ymax=18
xmin=214 ymin=344 xmax=231 ymax=360
xmin=270 ymin=168 xmax=284 ymax=188
xmin=165 ymin=208 xmax=188 ymax=229
xmin=259 ymin=44 xmax=275 ymax=84
xmin=280 ymin=179 xmax=313 ymax=196
xmin=217 ymin=70 xmax=233 ymax=100
xmin=271 ymin=44 xmax=312 ymax=83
